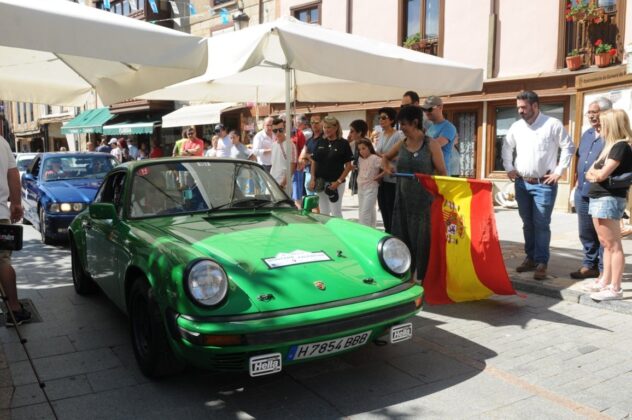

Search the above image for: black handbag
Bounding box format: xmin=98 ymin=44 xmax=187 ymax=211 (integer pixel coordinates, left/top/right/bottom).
xmin=0 ymin=224 xmax=23 ymax=251
xmin=607 ymin=172 xmax=632 ymax=189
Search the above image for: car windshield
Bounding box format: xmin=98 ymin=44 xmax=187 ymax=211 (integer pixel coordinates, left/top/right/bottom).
xmin=129 ymin=161 xmax=292 ymax=219
xmin=43 ymin=155 xmax=118 ymax=182
xmin=16 ymin=157 xmax=34 ymax=171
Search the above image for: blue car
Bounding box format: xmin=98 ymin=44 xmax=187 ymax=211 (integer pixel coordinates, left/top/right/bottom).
xmin=22 ymin=152 xmax=118 ymax=244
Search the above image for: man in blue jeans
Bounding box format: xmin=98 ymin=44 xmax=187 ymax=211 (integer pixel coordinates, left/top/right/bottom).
xmin=571 ymin=97 xmax=612 ymax=279
xmin=502 ymin=91 xmax=575 ymax=280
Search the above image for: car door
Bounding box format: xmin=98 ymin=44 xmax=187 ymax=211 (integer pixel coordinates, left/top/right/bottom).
xmin=22 ymin=156 xmax=42 ymax=224
xmin=86 ymin=171 xmax=127 ymax=301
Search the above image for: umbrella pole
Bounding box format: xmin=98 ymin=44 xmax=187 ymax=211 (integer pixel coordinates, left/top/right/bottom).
xmin=285 ymin=66 xmax=293 ymax=197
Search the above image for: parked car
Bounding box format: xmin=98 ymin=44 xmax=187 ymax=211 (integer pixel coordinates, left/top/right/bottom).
xmin=15 ymin=152 xmax=37 ymax=180
xmin=69 ymin=158 xmax=423 ymax=378
xmin=22 ymin=152 xmax=118 ymax=244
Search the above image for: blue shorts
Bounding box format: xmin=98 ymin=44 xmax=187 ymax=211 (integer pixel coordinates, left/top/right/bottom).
xmin=588 ymin=196 xmax=627 ymax=220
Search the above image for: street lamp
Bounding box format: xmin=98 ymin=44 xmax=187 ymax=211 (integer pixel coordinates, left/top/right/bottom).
xmin=232 ymin=4 xmax=249 ymax=31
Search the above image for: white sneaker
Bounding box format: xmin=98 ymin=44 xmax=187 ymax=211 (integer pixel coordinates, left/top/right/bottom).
xmin=590 ymin=287 xmax=623 ymax=301
xmin=582 ymin=278 xmax=608 ymax=293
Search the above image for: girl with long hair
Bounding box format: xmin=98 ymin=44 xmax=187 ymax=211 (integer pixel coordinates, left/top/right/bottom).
xmin=584 ymin=109 xmax=632 ymax=301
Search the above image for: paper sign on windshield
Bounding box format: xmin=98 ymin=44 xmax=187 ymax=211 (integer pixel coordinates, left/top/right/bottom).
xmin=263 ymin=250 xmax=331 ymax=269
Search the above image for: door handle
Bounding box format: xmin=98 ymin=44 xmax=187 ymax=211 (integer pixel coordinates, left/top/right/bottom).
xmin=82 ymin=220 xmax=92 ymax=230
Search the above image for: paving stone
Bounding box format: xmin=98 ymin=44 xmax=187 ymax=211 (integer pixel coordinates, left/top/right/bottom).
xmin=44 ymin=375 xmax=93 ymax=401
xmin=10 ymin=382 xmax=46 ymax=408
xmin=9 ymin=360 xmax=37 ymax=386
xmin=31 ymin=348 xmax=122 ymax=381
xmin=68 ymin=327 xmax=129 ymax=352
xmin=9 ymin=402 xmax=56 ymax=420
xmin=2 ymin=335 xmax=75 ymax=363
xmin=0 ymin=386 xmax=11 ymax=410
xmin=87 ymin=367 xmax=138 ymax=393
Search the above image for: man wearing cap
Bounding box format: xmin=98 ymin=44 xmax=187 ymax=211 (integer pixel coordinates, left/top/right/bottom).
xmin=422 ymin=96 xmax=457 ymax=173
xmin=214 ymin=124 xmax=232 ymax=158
xmin=502 ymin=90 xmax=575 ymax=280
xmin=252 ymin=117 xmax=275 ymax=172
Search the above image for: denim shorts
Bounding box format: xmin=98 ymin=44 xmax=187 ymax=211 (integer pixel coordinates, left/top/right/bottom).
xmin=588 ymin=196 xmax=627 ymax=220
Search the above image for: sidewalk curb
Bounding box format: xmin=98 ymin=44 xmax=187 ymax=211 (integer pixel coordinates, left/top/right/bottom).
xmin=511 ymin=277 xmax=632 ymax=315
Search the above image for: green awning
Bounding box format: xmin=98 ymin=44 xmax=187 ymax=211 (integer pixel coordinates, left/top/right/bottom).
xmin=60 ymin=108 xmax=114 ymax=135
xmin=102 ymin=120 xmax=159 ymax=135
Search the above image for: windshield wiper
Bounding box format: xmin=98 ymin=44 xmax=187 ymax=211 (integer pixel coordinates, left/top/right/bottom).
xmin=254 ymin=199 xmax=296 ymax=209
xmin=209 ymin=197 xmax=272 ymax=212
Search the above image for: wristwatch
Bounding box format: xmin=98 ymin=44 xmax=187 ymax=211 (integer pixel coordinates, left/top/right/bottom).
xmin=337 ymin=179 xmax=344 ymax=184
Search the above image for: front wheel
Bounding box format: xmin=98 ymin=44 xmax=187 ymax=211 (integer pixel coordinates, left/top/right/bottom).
xmin=129 ymin=279 xmax=185 ymax=378
xmin=70 ymin=236 xmax=97 ymax=295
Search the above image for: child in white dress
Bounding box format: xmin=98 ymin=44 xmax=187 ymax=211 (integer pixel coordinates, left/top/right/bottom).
xmin=356 ymin=139 xmax=383 ymax=227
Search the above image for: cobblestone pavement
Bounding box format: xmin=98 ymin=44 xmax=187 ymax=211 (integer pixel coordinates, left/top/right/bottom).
xmin=0 ymin=199 xmax=630 ymax=419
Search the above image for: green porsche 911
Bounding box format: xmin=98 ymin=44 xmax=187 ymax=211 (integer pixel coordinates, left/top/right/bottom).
xmin=69 ymin=158 xmax=423 ymax=378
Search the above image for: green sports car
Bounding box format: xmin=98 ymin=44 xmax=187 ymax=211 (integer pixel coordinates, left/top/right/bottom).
xmin=69 ymin=158 xmax=423 ymax=378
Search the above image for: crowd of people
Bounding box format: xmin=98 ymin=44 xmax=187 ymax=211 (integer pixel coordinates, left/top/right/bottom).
xmin=3 ymin=88 xmax=632 ymax=328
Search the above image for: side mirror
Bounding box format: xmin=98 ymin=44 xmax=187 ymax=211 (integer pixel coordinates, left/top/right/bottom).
xmin=22 ymin=173 xmax=35 ymax=182
xmin=301 ymin=195 xmax=319 ymax=215
xmin=89 ymin=203 xmax=118 ymax=220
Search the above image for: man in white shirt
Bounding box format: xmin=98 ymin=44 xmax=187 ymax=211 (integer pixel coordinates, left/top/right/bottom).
xmin=0 ymin=136 xmax=31 ymax=326
xmin=252 ymin=117 xmax=274 ymax=172
xmin=214 ymin=124 xmax=232 ymax=158
xmin=270 ymin=118 xmax=297 ymax=189
xmin=502 ymin=90 xmax=575 ymax=280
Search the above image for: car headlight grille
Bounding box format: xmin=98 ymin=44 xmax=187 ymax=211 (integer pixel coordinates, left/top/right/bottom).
xmin=49 ymin=202 xmax=85 ymax=213
xmin=186 ymin=260 xmax=228 ymax=307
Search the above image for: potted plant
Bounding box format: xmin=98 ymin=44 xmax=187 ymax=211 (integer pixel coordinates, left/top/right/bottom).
xmin=566 ymin=49 xmax=583 ymax=71
xmin=594 ymin=39 xmax=617 ymax=67
xmin=403 ymin=32 xmax=421 ymax=50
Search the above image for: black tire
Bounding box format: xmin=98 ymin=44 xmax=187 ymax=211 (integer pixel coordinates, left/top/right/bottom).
xmin=70 ymin=236 xmax=97 ymax=295
xmin=129 ymin=279 xmax=185 ymax=378
xmin=39 ymin=208 xmax=53 ymax=245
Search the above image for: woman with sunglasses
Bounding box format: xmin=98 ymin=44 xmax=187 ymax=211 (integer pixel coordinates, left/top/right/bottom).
xmin=375 ymin=107 xmax=405 ymax=233
xmin=347 ymin=119 xmax=369 ymax=196
xmin=309 ymin=116 xmax=353 ymax=217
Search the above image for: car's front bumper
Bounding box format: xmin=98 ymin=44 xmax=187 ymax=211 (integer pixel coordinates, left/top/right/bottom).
xmin=166 ymin=283 xmax=424 ymax=372
xmin=43 ymin=212 xmax=77 ymax=240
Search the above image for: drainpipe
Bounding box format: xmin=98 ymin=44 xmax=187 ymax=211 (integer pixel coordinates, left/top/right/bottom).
xmin=259 ymin=0 xmax=263 ymax=24
xmin=487 ymin=0 xmax=497 ymax=79
xmin=346 ymin=0 xmax=352 ymax=33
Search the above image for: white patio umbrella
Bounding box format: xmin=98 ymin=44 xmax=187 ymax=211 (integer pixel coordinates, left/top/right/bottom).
xmin=141 ymin=17 xmax=483 ymax=193
xmin=0 ymin=0 xmax=208 ymax=106
xmin=140 ymin=16 xmax=483 ymax=103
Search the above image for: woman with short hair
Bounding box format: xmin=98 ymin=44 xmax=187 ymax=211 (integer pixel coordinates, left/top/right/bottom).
xmin=375 ymin=107 xmax=404 ymax=233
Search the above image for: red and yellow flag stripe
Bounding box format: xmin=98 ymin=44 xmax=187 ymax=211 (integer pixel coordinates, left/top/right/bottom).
xmin=416 ymin=174 xmax=515 ymax=304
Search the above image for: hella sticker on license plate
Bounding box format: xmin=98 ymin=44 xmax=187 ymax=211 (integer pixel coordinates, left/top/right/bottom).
xmin=249 ymin=353 xmax=282 ymax=377
xmin=390 ymin=323 xmax=413 ymax=343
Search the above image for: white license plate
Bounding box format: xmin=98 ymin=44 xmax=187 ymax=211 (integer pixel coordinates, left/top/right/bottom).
xmin=287 ymin=331 xmax=372 ymax=361
xmin=249 ymin=353 xmax=282 ymax=377
xmin=390 ymin=323 xmax=413 ymax=344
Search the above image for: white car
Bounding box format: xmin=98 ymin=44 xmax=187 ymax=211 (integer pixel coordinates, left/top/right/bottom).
xmin=15 ymin=153 xmax=37 ymax=180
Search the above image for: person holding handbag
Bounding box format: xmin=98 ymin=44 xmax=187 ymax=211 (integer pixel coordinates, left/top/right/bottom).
xmin=584 ymin=109 xmax=632 ymax=301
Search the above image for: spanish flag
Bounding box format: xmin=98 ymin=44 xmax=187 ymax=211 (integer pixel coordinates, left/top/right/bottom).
xmin=416 ymin=174 xmax=516 ymax=304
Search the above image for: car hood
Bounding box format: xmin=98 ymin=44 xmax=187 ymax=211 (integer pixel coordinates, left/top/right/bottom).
xmin=41 ymin=179 xmax=102 ymax=203
xmin=147 ymin=211 xmax=403 ymax=312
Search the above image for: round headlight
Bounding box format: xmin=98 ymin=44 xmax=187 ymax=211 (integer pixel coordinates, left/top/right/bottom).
xmin=186 ymin=260 xmax=228 ymax=306
xmin=49 ymin=203 xmax=60 ymax=213
xmin=60 ymin=203 xmax=72 ymax=212
xmin=379 ymin=237 xmax=411 ymax=275
xmin=72 ymin=203 xmax=84 ymax=212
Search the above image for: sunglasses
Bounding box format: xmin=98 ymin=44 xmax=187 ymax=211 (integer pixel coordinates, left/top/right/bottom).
xmin=310 ymin=121 xmax=321 ymax=124
xmin=422 ymin=107 xmax=435 ymax=113
xmin=379 ymin=115 xmax=389 ymax=120
xmin=272 ymin=128 xmax=284 ymax=133
xmin=187 ymin=132 xmax=195 ymax=136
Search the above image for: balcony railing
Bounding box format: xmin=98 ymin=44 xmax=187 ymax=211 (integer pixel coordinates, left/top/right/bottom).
xmin=403 ymin=37 xmax=439 ymax=56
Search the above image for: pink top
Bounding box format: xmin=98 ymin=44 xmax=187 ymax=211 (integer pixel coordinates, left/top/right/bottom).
xmin=357 ymin=154 xmax=381 ymax=189
xmin=182 ymin=138 xmax=204 ymax=156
